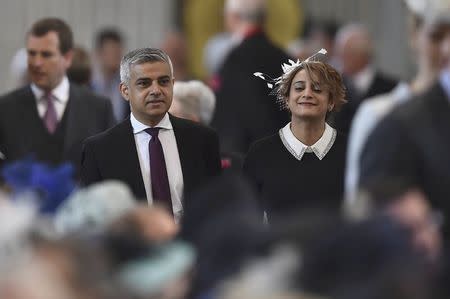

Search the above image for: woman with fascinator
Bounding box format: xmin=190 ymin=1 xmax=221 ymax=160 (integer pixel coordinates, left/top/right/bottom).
xmin=243 ymin=50 xmax=347 ymax=223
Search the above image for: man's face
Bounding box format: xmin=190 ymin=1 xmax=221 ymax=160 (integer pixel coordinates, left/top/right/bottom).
xmin=120 ymin=61 xmax=174 ymax=126
xmin=27 ymin=31 xmax=72 ymax=92
xmin=433 ymin=23 xmax=450 ymax=69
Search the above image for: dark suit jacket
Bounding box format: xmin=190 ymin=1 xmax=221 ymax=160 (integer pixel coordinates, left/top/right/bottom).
xmin=0 ymin=84 xmax=115 ymax=174
xmin=332 ymin=72 xmax=398 ymax=135
xmin=211 ymin=31 xmax=291 ymax=155
xmin=359 ymin=81 xmax=450 ymax=236
xmin=80 ymin=114 xmax=222 ymax=201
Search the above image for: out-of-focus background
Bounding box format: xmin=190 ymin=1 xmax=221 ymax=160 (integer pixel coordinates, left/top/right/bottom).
xmin=0 ymin=0 xmax=410 ymax=94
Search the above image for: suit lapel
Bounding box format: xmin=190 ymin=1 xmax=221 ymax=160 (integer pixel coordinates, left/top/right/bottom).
xmin=115 ymin=119 xmax=147 ymax=199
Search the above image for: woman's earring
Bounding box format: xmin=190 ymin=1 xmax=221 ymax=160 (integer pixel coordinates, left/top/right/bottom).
xmin=328 ymin=106 xmax=333 ymax=112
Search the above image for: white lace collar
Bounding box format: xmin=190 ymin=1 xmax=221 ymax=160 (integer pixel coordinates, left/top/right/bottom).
xmin=279 ymin=122 xmax=336 ymax=160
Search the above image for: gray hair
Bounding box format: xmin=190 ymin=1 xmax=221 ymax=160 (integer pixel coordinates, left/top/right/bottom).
xmin=172 ymin=80 xmax=216 ymax=125
xmin=120 ymin=48 xmax=174 ymax=86
xmin=225 ymin=0 xmax=267 ymax=24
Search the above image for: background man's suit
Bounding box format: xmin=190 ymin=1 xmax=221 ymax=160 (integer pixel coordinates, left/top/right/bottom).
xmin=80 ymin=114 xmax=222 ymax=201
xmin=211 ymin=31 xmax=291 ymax=155
xmin=359 ymin=81 xmax=450 ymax=237
xmin=0 ymin=84 xmax=115 ymax=174
xmin=332 ymin=72 xmax=398 ymax=135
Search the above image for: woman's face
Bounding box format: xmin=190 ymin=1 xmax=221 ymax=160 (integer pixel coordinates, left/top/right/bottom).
xmin=287 ymin=69 xmax=332 ymax=121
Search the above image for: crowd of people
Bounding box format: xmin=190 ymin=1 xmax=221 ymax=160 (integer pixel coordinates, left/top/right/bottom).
xmin=1 ymin=0 xmax=450 ymax=298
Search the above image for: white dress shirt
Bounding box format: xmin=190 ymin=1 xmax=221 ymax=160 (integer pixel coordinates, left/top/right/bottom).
xmin=31 ymin=76 xmax=70 ymax=121
xmin=130 ymin=112 xmax=184 ymax=222
xmin=351 ymin=65 xmax=375 ymax=95
xmin=279 ymin=122 xmax=337 ymax=161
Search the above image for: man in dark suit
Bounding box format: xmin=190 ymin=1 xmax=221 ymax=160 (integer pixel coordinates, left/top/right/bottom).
xmin=359 ymin=10 xmax=450 ymax=239
xmin=81 ymin=48 xmax=222 ymax=220
xmin=0 ymin=18 xmax=115 ymax=176
xmin=211 ymin=0 xmax=291 ymax=155
xmin=331 ymin=23 xmax=397 ymax=135
xmin=91 ymin=28 xmax=130 ymax=122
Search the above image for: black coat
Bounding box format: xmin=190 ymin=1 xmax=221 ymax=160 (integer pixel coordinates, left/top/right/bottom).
xmin=80 ymin=114 xmax=222 ymax=201
xmin=211 ymin=31 xmax=291 ymax=155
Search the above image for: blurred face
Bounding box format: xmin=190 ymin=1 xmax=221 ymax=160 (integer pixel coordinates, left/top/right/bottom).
xmin=432 ymin=23 xmax=450 ymax=70
xmin=387 ymin=189 xmax=442 ymax=261
xmin=97 ymin=40 xmax=123 ymax=74
xmin=27 ymin=31 xmax=72 ymax=92
xmin=335 ymin=35 xmax=369 ymax=76
xmin=287 ymin=69 xmax=332 ymax=122
xmin=415 ymin=23 xmax=448 ymax=71
xmin=120 ymin=61 xmax=174 ymax=126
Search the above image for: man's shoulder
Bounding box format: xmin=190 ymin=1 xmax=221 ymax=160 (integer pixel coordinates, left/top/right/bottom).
xmin=224 ymin=33 xmax=289 ymax=67
xmin=248 ymin=132 xmax=281 ymax=155
xmin=170 ymin=115 xmax=217 ymax=136
xmin=69 ymin=83 xmax=111 ymax=106
xmin=84 ymin=119 xmax=130 ymax=147
xmin=0 ymin=86 xmax=32 ymax=105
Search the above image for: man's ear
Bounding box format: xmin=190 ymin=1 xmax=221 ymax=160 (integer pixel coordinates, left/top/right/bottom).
xmin=63 ymin=49 xmax=74 ymax=68
xmin=119 ymin=82 xmax=129 ymax=101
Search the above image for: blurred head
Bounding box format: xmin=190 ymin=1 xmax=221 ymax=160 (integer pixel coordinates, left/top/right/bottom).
xmin=160 ymin=31 xmax=188 ymax=80
xmin=362 ymin=177 xmax=442 ymax=262
xmin=170 ymin=80 xmax=216 ymax=125
xmin=423 ymin=6 xmax=450 ymax=70
xmin=9 ymin=48 xmax=30 ymax=88
xmin=120 ymin=48 xmax=174 ymax=127
xmin=278 ymin=61 xmax=346 ymax=122
xmin=308 ymin=20 xmax=340 ymax=60
xmin=67 ymin=46 xmax=92 ymax=86
xmin=26 ymin=18 xmax=73 ymax=92
xmin=95 ymin=28 xmax=124 ymax=76
xmin=405 ymin=0 xmax=448 ymax=73
xmin=224 ymin=0 xmax=267 ymax=32
xmin=335 ymin=24 xmax=373 ymax=76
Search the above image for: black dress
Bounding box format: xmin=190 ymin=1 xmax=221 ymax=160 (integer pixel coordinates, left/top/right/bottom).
xmin=243 ymin=125 xmax=347 ymax=222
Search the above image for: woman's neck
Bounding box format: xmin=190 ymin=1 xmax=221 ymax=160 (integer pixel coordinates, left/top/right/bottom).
xmin=290 ymin=117 xmax=326 ymax=146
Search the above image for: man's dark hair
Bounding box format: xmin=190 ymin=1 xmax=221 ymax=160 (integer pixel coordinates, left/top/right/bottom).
xmin=95 ymin=28 xmax=124 ymax=50
xmin=28 ymin=18 xmax=73 ymax=54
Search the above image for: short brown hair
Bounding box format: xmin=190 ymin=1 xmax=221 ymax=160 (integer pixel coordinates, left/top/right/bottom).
xmin=28 ymin=18 xmax=73 ymax=54
xmin=278 ymin=61 xmax=347 ymax=112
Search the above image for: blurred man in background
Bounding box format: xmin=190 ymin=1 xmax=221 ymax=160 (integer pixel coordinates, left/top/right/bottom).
xmin=0 ymin=18 xmax=114 ymax=177
xmin=332 ymin=23 xmax=398 ymax=135
xmin=211 ymin=0 xmax=291 ymax=156
xmin=359 ymin=4 xmax=450 ymax=241
xmin=91 ymin=28 xmax=129 ymax=122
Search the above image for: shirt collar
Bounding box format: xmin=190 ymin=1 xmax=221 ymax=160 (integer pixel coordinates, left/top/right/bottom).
xmin=280 ymin=122 xmax=337 ymax=160
xmin=439 ymin=69 xmax=450 ymax=103
xmin=31 ymin=76 xmax=70 ymax=103
xmin=130 ymin=112 xmax=173 ymax=134
xmin=391 ymin=82 xmax=412 ymax=104
xmin=351 ymin=65 xmax=375 ymax=95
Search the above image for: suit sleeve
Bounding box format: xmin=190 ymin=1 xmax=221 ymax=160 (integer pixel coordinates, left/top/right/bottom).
xmin=358 ymin=114 xmax=420 ymax=196
xmin=80 ymin=139 xmax=102 ymax=187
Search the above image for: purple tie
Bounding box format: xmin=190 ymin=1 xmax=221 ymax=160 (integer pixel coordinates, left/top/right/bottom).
xmin=145 ymin=128 xmax=173 ymax=215
xmin=43 ymin=93 xmax=57 ymax=134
